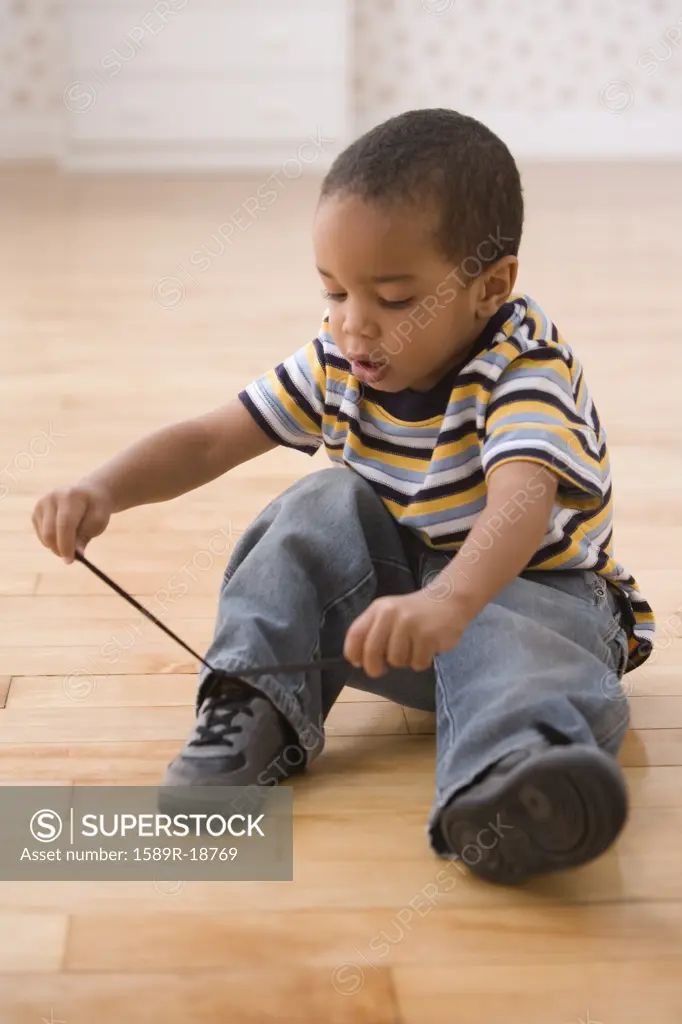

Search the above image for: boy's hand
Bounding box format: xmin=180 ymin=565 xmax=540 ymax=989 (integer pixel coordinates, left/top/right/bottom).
xmin=32 ymin=483 xmax=113 ymax=564
xmin=343 ymin=462 xmax=559 ymax=679
xmin=343 ymin=586 xmax=467 ymax=678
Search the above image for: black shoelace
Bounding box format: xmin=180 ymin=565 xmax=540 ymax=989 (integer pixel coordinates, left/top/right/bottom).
xmin=192 ymin=681 xmax=255 ymax=747
xmin=74 ymin=550 xmax=350 ymax=680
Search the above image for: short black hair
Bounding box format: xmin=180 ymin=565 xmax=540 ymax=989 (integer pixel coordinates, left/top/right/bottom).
xmin=320 ymin=108 xmax=523 ymax=267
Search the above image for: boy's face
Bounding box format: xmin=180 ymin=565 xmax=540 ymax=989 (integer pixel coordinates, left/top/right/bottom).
xmin=313 ymin=192 xmax=516 ymax=392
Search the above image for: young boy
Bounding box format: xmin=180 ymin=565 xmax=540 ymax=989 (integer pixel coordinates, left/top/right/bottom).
xmin=32 ymin=109 xmax=654 ymax=885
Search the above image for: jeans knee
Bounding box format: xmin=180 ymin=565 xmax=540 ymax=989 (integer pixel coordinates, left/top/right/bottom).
xmin=286 ymin=466 xmax=370 ymax=508
xmin=302 ymin=466 xmax=359 ymax=491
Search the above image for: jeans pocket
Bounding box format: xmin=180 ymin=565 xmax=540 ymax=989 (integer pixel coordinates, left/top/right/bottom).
xmin=606 ymin=624 xmax=630 ymax=678
xmin=585 ymin=573 xmax=630 ymax=670
xmin=586 ymin=571 xmax=610 ymax=609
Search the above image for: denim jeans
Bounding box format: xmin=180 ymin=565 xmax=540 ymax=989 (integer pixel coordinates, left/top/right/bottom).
xmin=198 ymin=466 xmax=631 ymax=853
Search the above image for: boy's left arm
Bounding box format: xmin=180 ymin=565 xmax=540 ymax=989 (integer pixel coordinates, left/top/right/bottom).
xmin=343 ymin=460 xmax=558 ymax=678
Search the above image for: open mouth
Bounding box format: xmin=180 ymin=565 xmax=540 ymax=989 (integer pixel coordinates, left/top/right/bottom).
xmin=351 ymin=358 xmax=388 ymax=384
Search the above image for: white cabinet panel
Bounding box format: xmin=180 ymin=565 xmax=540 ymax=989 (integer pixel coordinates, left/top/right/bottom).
xmin=63 ymin=0 xmax=350 ymax=169
xmin=68 ymin=0 xmax=345 ymax=75
xmin=67 ymin=76 xmax=344 ymax=144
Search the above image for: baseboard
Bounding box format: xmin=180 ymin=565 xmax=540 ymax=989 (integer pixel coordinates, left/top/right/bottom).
xmin=55 ymin=138 xmax=344 ymax=173
xmin=0 ymin=116 xmax=60 ymax=161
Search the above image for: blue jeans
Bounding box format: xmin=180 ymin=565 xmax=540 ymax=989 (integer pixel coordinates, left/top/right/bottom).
xmin=199 ymin=467 xmax=631 ymax=854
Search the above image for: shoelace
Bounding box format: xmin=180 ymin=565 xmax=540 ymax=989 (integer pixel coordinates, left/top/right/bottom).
xmin=74 ymin=550 xmax=350 ymax=679
xmin=192 ymin=682 xmax=255 ymax=747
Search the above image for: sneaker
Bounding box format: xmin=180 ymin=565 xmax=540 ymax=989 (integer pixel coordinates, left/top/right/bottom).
xmin=437 ymin=743 xmax=629 ymax=885
xmin=158 ymin=677 xmax=301 ymax=817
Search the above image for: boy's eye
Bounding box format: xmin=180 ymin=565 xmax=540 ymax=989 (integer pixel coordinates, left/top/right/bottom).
xmin=378 ymin=297 xmax=415 ymax=309
xmin=321 ymin=289 xmax=414 ymax=310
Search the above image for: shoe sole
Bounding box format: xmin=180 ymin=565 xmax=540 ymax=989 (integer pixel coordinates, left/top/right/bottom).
xmin=439 ymin=744 xmax=629 ymax=885
xmin=157 ymin=784 xmax=269 ymax=821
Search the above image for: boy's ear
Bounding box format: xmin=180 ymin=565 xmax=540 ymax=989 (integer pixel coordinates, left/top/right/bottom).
xmin=475 ymin=256 xmax=519 ymax=317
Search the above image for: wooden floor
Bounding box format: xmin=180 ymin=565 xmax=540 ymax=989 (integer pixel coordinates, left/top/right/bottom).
xmin=1 ymin=163 xmax=681 ymax=1023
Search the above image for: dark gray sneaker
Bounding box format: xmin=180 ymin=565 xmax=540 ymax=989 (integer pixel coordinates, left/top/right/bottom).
xmin=158 ymin=678 xmax=300 ymax=816
xmin=438 ymin=743 xmax=629 ymax=885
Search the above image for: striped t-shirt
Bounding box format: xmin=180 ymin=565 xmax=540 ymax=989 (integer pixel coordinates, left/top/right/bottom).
xmin=239 ymin=293 xmax=654 ymax=669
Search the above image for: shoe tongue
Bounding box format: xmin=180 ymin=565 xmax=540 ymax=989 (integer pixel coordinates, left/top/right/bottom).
xmin=209 ymin=677 xmax=255 ymax=703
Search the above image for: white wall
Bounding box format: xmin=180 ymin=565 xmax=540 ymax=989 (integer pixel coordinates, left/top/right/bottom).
xmin=1 ymin=0 xmax=681 ymax=167
xmin=354 ymin=0 xmax=682 ymax=159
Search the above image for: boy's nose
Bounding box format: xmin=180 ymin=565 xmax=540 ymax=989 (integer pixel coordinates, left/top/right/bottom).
xmin=343 ymin=326 xmax=380 ymax=356
xmin=341 ymin=301 xmax=378 ymax=341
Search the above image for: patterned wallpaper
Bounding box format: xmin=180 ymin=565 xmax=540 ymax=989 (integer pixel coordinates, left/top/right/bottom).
xmin=353 ymin=0 xmax=682 ymax=132
xmin=1 ymin=0 xmax=681 ymax=155
xmin=0 ymin=0 xmax=62 ymax=118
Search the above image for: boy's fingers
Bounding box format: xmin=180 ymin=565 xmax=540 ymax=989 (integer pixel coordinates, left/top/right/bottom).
xmin=39 ymin=498 xmax=58 ymax=554
xmin=410 ymin=636 xmax=434 ymax=672
xmin=386 ymin=626 xmax=411 ymax=668
xmin=361 ymin=610 xmax=394 ymax=678
xmin=31 ymin=504 xmax=43 ymax=544
xmin=55 ymin=497 xmax=80 ymax=562
xmin=344 ymin=608 xmax=373 ymax=666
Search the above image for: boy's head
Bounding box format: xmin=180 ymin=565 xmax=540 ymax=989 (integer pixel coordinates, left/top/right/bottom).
xmin=314 ymin=108 xmax=524 ymax=392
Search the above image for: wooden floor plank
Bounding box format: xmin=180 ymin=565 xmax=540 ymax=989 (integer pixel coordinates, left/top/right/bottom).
xmin=63 ymin=903 xmax=682 ymax=973
xmin=0 ymin=621 xmax=215 ymax=648
xmin=0 ymin=970 xmax=398 ymax=1024
xmin=34 ymin=570 xmax=223 ymax=597
xmin=0 ymin=913 xmax=68 ymax=972
xmin=394 ymin=961 xmax=682 ymax=1023
xmin=0 ymin=647 xmax=199 ymax=677
xmin=0 ymin=575 xmax=38 ymax=597
xmin=0 ymin=701 xmax=406 ymax=744
xmin=4 ymin=676 xmax=385 ymax=708
xmin=0 ymin=595 xmax=219 ymax=619
xmin=2 ymin=841 xmax=682 ymax=915
xmin=0 ymin=732 xmax=680 ymax=788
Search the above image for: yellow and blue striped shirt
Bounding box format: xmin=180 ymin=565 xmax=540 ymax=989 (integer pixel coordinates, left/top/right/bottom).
xmin=239 ymin=294 xmax=654 ymax=669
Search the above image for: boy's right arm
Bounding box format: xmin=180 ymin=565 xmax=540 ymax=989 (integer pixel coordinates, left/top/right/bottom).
xmin=32 ymin=397 xmax=278 ymax=563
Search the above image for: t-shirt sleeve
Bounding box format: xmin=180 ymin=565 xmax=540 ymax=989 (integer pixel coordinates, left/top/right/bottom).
xmin=238 ymin=333 xmax=327 ymax=456
xmin=482 ymin=349 xmax=607 ymax=505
